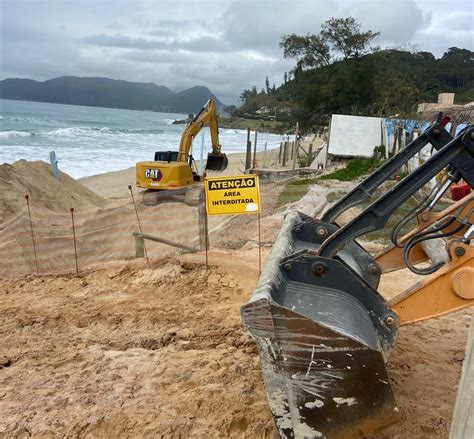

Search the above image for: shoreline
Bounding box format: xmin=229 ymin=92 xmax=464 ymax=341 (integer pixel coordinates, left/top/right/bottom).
xmin=79 ymin=147 xmax=283 ymax=198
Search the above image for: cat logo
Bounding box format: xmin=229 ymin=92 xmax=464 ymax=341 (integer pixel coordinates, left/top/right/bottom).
xmin=145 ymin=168 xmax=162 ymax=181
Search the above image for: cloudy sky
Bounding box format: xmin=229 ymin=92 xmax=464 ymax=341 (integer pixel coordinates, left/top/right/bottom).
xmin=1 ymin=0 xmax=473 ymax=104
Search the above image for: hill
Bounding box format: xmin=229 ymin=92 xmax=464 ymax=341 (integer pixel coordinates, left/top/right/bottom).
xmin=0 ymin=76 xmax=224 ymax=114
xmin=275 ymin=47 xmax=474 ymax=130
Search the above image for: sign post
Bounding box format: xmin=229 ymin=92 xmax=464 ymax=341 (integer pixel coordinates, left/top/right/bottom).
xmin=204 ymin=174 xmax=262 ymax=271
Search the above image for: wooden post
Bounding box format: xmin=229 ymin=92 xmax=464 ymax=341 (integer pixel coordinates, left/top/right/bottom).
xmin=292 ymin=122 xmax=299 ymax=170
xmin=253 ymin=130 xmax=258 ymax=168
xmin=263 ymin=141 xmax=268 ymax=168
xmin=290 ymin=141 xmax=294 ymax=160
xmin=24 ymin=194 xmax=39 ymax=275
xmin=450 ymin=315 xmax=474 ymax=439
xmin=282 ymin=142 xmax=287 ymax=166
xmin=70 ymin=208 xmax=79 ymax=276
xmin=134 ymin=233 xmax=145 ymax=258
xmin=128 ymin=185 xmax=150 ymax=267
xmin=278 ymin=142 xmax=282 ymax=164
xmin=198 ymin=189 xmax=207 ymax=251
xmin=308 ymin=143 xmax=313 ymax=164
xmin=245 ymin=128 xmax=252 ymax=172
xmin=258 ymin=212 xmax=261 ymax=275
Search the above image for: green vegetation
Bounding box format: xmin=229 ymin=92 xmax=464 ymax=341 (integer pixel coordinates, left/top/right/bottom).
xmin=275 ymin=182 xmax=311 ymax=208
xmin=236 ymin=16 xmax=474 ymax=133
xmin=319 ymin=158 xmax=381 ymax=181
xmin=275 ymin=157 xmax=383 ymax=208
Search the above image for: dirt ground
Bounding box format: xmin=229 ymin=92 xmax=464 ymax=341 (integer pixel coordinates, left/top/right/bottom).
xmin=0 ymin=250 xmax=471 ymax=438
xmin=0 ymin=253 xmax=273 ymax=438
xmin=0 ymin=161 xmax=472 ymax=438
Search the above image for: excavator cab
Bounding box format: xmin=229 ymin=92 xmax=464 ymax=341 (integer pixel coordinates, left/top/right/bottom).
xmin=242 ymin=124 xmax=474 ymax=438
xmin=154 ymin=151 xmax=179 ymax=162
xmin=205 ymin=152 xmax=228 ymax=171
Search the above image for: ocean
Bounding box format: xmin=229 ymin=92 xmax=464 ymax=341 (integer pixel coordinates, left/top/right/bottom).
xmin=0 ymin=99 xmax=283 ymax=178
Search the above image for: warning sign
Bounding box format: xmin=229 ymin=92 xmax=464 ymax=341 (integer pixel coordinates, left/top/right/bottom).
xmin=205 ymin=175 xmax=261 ymax=216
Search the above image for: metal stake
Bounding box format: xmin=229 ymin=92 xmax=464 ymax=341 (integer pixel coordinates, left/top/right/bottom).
xmin=128 ymin=185 xmax=150 ymax=267
xmin=253 ymin=130 xmax=258 ymax=168
xmin=203 ymin=184 xmax=209 ymax=270
xmin=258 ymin=211 xmax=262 ymax=275
xmin=70 ymin=207 xmax=79 ymax=276
xmin=24 ymin=194 xmax=39 ymax=275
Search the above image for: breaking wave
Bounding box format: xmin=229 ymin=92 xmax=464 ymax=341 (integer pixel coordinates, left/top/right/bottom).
xmin=0 ymin=130 xmax=34 ymax=138
xmin=0 ymin=127 xmax=166 ymax=138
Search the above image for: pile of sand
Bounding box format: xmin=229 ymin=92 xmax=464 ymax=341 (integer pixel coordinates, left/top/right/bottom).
xmin=0 ymin=161 xmax=209 ymax=276
xmin=0 ymin=160 xmax=104 ymax=223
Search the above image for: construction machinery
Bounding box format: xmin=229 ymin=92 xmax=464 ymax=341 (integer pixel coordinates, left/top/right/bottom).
xmin=136 ymin=98 xmax=228 ymax=202
xmin=242 ymin=122 xmax=474 ymax=438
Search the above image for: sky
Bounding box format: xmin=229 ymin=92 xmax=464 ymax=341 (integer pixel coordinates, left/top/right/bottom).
xmin=1 ymin=0 xmax=473 ymax=104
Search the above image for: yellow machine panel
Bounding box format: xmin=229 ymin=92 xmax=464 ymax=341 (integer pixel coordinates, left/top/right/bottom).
xmin=136 ymin=161 xmax=195 ymax=190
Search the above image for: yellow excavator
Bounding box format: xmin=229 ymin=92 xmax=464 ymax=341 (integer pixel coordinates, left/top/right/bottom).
xmin=136 ymin=98 xmax=228 ymax=195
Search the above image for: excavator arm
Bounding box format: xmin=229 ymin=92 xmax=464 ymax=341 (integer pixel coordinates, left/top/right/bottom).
xmin=177 ymin=98 xmax=227 ymax=171
xmin=242 ymin=126 xmax=474 ymax=438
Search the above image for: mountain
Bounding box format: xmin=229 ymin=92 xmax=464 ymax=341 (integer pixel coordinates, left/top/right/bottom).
xmin=0 ymin=76 xmax=224 ymax=114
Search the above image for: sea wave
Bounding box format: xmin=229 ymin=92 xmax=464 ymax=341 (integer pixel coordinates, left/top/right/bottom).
xmin=45 ymin=127 xmax=166 ymax=136
xmin=0 ymin=130 xmax=33 ymax=138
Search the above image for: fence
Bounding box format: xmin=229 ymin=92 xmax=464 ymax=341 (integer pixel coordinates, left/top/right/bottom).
xmin=0 ymin=188 xmax=211 ymax=277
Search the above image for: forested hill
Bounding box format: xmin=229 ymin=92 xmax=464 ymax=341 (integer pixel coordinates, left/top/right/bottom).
xmin=0 ymin=76 xmax=224 ymax=114
xmin=236 ymin=18 xmax=474 ymax=132
xmin=284 ymin=47 xmax=474 ymax=124
xmin=238 ymin=47 xmax=474 ymax=131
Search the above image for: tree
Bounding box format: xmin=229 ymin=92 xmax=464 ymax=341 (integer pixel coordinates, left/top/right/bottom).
xmin=280 ymin=17 xmax=379 ymax=70
xmin=283 ymin=72 xmax=288 ymax=84
xmin=375 ymin=72 xmax=421 ymax=117
xmin=320 ymin=17 xmax=379 ymax=60
xmin=265 ymin=76 xmax=270 ymax=94
xmin=280 ymin=34 xmax=331 ymax=69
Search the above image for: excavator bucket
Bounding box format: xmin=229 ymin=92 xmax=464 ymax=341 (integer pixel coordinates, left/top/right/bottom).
xmin=241 ymin=212 xmax=400 ymax=438
xmin=242 ymin=125 xmax=474 ymax=438
xmin=205 ymin=153 xmax=228 ymax=171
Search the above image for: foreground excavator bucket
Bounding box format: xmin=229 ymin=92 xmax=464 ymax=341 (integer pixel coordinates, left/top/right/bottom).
xmin=242 ymin=212 xmax=400 ymax=438
xmin=242 ymin=125 xmax=474 ymax=438
xmin=205 ymin=153 xmax=228 ymax=171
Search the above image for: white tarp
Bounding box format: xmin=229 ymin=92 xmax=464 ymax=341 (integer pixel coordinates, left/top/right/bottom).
xmin=328 ymin=114 xmax=383 ymax=157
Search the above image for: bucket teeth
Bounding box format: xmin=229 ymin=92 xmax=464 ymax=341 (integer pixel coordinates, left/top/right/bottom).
xmin=241 ymin=211 xmax=400 ymax=438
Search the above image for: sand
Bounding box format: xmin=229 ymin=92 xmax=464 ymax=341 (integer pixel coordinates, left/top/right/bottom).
xmin=0 ymin=158 xmax=472 ymax=438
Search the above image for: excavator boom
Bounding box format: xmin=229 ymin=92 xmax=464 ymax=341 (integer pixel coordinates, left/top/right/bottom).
xmin=177 ymin=98 xmax=228 ymax=171
xmin=242 ymin=125 xmax=474 ymax=438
